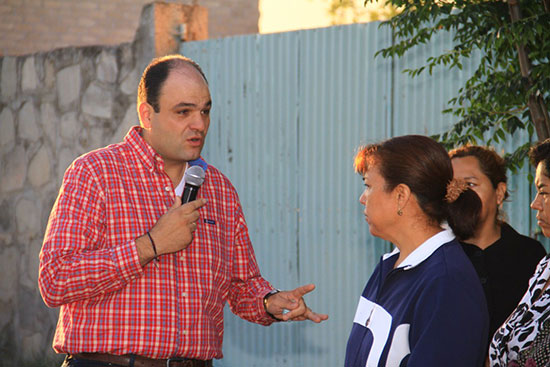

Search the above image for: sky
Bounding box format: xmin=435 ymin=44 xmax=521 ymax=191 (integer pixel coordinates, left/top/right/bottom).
xmin=259 ymin=0 xmax=334 ymax=34
xmin=259 ymin=0 xmax=393 ymax=34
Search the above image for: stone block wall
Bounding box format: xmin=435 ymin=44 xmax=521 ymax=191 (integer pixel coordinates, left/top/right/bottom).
xmin=0 ymin=0 xmax=258 ymax=56
xmin=0 ymin=46 xmax=137 ymax=366
xmin=0 ymin=3 xmax=206 ymax=365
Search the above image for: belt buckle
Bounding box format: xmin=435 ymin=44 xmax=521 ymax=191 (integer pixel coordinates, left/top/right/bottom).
xmin=166 ymin=357 xmax=188 ymax=367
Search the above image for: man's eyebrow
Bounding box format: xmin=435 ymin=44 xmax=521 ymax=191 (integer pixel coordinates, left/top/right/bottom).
xmin=173 ymin=102 xmax=196 ymax=109
xmin=173 ymin=100 xmax=212 ymax=109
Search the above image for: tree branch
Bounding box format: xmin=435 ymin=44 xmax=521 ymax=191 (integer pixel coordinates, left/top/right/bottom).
xmin=508 ymin=0 xmax=550 ymax=141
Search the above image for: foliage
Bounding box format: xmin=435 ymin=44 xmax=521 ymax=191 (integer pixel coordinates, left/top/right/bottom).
xmin=369 ymin=0 xmax=550 ymax=173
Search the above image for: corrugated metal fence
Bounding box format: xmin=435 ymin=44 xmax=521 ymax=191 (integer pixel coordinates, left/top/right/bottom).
xmin=181 ymin=22 xmax=541 ymax=367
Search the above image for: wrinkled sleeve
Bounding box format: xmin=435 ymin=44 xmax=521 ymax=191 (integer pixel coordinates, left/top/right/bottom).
xmin=38 ymin=159 xmax=143 ymax=307
xmin=226 ymin=201 xmax=275 ymax=326
xmin=406 ymin=275 xmax=489 ymax=367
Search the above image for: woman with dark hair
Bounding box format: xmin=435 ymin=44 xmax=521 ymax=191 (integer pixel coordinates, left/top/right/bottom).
xmin=449 ymin=146 xmax=546 ymax=343
xmin=345 ymin=135 xmax=489 ymax=367
xmin=489 ymin=139 xmax=550 ymax=367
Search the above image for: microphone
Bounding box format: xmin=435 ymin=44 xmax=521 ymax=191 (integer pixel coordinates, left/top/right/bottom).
xmin=181 ymin=165 xmax=206 ymax=204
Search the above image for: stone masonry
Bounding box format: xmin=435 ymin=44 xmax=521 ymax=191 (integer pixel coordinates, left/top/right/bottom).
xmin=0 ymin=3 xmax=206 ymax=365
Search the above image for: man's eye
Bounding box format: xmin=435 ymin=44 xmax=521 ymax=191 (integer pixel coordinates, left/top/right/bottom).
xmin=178 ymin=110 xmax=190 ymax=115
xmin=201 ymin=109 xmax=211 ymax=116
xmin=467 ymin=182 xmax=476 ymax=187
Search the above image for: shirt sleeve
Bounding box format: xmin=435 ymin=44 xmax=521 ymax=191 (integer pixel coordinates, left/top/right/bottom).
xmin=225 ymin=201 xmax=276 ymax=326
xmin=406 ymin=275 xmax=489 ymax=367
xmin=38 ymin=159 xmax=143 ymax=308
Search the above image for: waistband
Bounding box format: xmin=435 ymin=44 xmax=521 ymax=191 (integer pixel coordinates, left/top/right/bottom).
xmin=70 ymin=353 xmax=213 ymax=367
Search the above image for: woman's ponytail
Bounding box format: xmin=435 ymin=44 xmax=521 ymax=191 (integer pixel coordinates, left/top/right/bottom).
xmin=446 ymin=183 xmax=482 ymax=240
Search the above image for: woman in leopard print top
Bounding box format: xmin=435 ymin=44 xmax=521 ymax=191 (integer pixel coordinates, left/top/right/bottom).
xmin=489 ymin=140 xmax=550 ymax=367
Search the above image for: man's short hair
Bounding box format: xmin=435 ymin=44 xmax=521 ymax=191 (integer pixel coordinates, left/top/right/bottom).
xmin=137 ymin=55 xmax=208 ymax=113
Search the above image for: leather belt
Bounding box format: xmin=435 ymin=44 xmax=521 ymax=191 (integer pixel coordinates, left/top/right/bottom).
xmin=72 ymin=353 xmax=212 ymax=367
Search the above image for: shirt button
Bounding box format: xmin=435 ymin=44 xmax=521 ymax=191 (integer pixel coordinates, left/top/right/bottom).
xmin=164 ymin=186 xmax=171 ymax=192
xmin=182 ymin=330 xmax=187 ymax=335
xmin=182 ymin=292 xmax=187 ymax=297
xmin=480 ymin=277 xmax=488 ymax=284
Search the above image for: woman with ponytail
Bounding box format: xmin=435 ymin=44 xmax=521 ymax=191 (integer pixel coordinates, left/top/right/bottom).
xmin=345 ymin=135 xmax=489 ymax=367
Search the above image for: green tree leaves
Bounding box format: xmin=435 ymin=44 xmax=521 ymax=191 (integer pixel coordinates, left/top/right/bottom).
xmin=370 ymin=0 xmax=550 ymax=172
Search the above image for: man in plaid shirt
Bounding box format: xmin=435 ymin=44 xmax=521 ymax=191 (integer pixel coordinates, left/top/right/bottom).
xmin=39 ymin=55 xmax=328 ymax=367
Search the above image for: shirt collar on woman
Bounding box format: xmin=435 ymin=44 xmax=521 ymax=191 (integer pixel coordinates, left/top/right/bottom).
xmin=383 ymin=229 xmax=455 ymax=270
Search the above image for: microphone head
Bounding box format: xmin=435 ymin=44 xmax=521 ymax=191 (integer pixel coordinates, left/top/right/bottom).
xmin=184 ymin=165 xmax=205 ymax=187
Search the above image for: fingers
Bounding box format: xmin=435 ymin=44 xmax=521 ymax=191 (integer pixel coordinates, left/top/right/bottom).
xmin=281 ymin=305 xmax=328 ymax=323
xmin=276 ymin=297 xmax=306 ymax=321
xmin=180 ymin=198 xmax=207 ymax=213
xmin=304 ymin=309 xmax=329 ymax=323
xmin=179 ymin=199 xmax=206 ymax=231
xmin=271 ymin=284 xmax=327 ymax=323
xmin=291 ymin=283 xmax=316 ymax=298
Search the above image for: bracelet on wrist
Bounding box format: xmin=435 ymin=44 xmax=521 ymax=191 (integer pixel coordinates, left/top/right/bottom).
xmin=146 ymin=232 xmax=160 ymax=266
xmin=263 ymin=289 xmax=282 ymax=321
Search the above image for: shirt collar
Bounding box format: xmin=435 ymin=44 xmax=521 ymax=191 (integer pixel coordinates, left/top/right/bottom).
xmin=383 ymin=229 xmax=456 ymax=270
xmin=124 ymin=126 xmax=164 ymax=172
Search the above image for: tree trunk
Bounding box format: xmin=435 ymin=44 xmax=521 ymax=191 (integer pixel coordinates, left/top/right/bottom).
xmin=508 ymin=0 xmax=550 ymax=141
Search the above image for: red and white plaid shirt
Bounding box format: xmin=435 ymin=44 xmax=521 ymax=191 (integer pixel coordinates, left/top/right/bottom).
xmin=39 ymin=126 xmax=274 ymax=360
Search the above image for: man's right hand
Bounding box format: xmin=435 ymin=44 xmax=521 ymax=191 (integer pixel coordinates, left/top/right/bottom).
xmin=136 ymin=198 xmax=207 ymax=265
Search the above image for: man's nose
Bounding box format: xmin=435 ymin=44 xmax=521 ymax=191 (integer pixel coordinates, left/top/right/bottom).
xmin=189 ymin=112 xmax=207 ymax=131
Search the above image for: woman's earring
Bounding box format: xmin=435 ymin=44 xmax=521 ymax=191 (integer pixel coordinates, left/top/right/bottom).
xmin=397 ymin=209 xmax=403 ymax=216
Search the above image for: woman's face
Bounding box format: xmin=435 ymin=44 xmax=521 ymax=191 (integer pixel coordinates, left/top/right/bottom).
xmin=451 ymin=156 xmax=505 ymax=230
xmin=531 ymin=162 xmax=550 ymax=237
xmin=359 ymin=164 xmax=398 ymax=241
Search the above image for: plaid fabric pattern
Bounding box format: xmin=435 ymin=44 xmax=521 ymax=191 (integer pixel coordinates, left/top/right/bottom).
xmin=39 ymin=126 xmax=274 ymax=359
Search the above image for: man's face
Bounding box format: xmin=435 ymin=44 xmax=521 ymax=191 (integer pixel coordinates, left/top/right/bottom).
xmin=141 ymin=65 xmax=212 ymax=164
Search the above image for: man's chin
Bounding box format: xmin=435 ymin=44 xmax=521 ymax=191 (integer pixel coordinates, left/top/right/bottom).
xmin=181 ymin=148 xmax=203 ymax=162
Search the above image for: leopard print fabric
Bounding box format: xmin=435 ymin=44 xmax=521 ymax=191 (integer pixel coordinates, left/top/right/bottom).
xmin=489 ymin=254 xmax=550 ymax=367
xmin=514 ymin=319 xmax=550 ymax=367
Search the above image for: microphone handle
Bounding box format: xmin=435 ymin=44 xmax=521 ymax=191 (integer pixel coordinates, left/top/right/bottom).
xmin=182 ymin=184 xmax=200 ymax=204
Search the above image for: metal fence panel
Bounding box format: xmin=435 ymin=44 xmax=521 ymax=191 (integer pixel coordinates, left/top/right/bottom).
xmin=296 ymin=24 xmax=393 ymax=366
xmin=182 ymin=21 xmax=541 ymax=367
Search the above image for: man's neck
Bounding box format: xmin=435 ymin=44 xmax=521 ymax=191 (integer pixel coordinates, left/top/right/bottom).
xmin=164 ymin=161 xmax=188 ymax=188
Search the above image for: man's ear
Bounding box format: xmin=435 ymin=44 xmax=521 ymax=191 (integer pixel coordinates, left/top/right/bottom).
xmin=138 ymin=102 xmax=154 ymax=129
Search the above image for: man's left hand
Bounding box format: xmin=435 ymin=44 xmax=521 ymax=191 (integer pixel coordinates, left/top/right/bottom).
xmin=265 ymin=284 xmax=329 ymax=323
